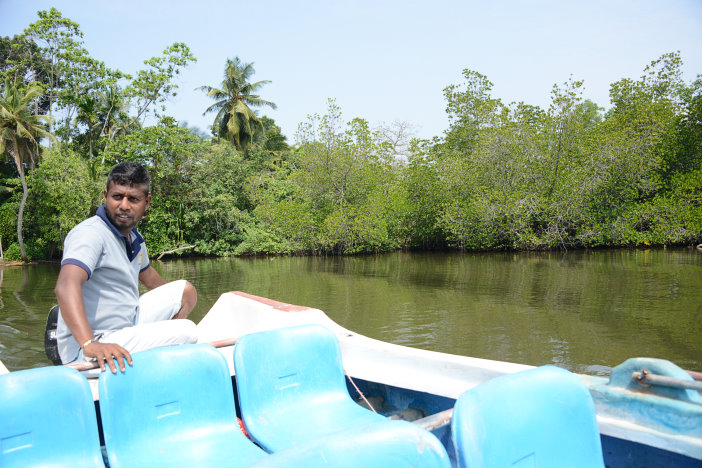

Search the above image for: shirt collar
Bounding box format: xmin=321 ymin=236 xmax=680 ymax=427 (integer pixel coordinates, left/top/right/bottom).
xmin=96 ymin=206 xmax=145 ymax=259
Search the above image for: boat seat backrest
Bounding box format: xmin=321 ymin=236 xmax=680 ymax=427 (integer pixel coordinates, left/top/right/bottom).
xmin=235 ymin=324 xmax=348 ymax=410
xmin=98 ymin=344 xmax=265 ymax=468
xmin=0 ymin=366 xmax=104 ymax=468
xmin=234 ymin=324 xmax=386 ymax=451
xmin=451 ymin=365 xmax=605 ymax=468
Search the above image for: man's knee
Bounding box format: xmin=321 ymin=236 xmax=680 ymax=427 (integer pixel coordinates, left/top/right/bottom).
xmin=170 ymin=319 xmax=198 ymax=345
xmin=176 ymin=281 xmax=197 ymax=319
xmin=183 ymin=280 xmax=197 ymax=305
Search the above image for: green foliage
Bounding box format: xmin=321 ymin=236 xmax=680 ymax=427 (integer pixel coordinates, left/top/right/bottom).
xmin=21 ymin=8 xmax=126 ymax=142
xmin=248 ymin=101 xmax=403 ymax=254
xmin=0 ymin=199 xmax=18 ymax=246
xmin=420 ymin=52 xmax=701 ymax=251
xmin=198 ymin=57 xmax=276 ymax=153
xmin=2 ymin=238 xmax=49 ymax=261
xmin=26 ymin=148 xmax=99 ymax=253
xmin=186 ymin=142 xmax=253 ymax=255
xmin=3 ymin=8 xmax=701 ymax=259
xmin=102 ymin=120 xmax=206 ymax=254
xmin=675 ymin=75 xmax=702 ymax=175
xmin=2 ymin=242 xmax=22 ymax=261
xmin=21 ymin=7 xmax=84 ymax=125
xmin=393 ymin=145 xmax=447 ymax=249
xmin=618 ymin=166 xmax=702 ymax=246
xmin=0 ymin=35 xmax=51 ymax=112
xmin=0 ymin=79 xmax=57 ymax=261
xmin=128 ymin=43 xmax=196 ymax=124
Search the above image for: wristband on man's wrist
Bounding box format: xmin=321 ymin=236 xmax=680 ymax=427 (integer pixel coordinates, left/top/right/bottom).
xmin=81 ymin=332 xmax=103 ymax=349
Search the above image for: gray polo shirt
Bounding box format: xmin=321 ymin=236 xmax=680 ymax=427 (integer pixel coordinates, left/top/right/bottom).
xmin=57 ymin=206 xmax=150 ymax=363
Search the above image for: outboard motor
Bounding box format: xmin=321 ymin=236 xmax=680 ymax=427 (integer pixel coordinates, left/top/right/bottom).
xmin=44 ymin=305 xmax=62 ymax=365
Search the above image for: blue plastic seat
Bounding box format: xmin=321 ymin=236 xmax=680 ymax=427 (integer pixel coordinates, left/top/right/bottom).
xmin=233 ymin=324 xmax=386 ymax=452
xmin=451 ymin=365 xmax=605 ymax=468
xmin=251 ymin=420 xmax=451 ymax=467
xmin=98 ymin=344 xmax=266 ymax=467
xmin=0 ymin=366 xmax=104 ymax=468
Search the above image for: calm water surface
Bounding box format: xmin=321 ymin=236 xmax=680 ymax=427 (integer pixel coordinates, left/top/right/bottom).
xmin=1 ymin=249 xmax=700 ymax=375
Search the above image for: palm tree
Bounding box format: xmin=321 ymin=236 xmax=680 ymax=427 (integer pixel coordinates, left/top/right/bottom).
xmin=75 ymin=95 xmax=100 ymax=158
xmin=76 ymin=85 xmax=129 ymax=160
xmin=198 ymin=57 xmax=277 ymax=153
xmin=0 ymin=80 xmax=56 ymax=262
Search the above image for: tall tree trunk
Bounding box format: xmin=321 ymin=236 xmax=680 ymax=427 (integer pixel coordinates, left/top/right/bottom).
xmin=10 ymin=139 xmax=29 ymax=262
xmin=17 ymin=176 xmax=28 ymax=263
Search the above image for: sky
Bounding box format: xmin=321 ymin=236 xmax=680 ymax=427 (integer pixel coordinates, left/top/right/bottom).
xmin=1 ymin=0 xmax=701 ymax=141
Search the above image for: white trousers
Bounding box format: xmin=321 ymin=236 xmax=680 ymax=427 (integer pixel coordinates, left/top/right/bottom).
xmin=80 ymin=280 xmax=197 ymax=363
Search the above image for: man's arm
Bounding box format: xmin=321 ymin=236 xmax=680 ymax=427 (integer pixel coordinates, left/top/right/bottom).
xmin=139 ymin=265 xmax=197 ymax=319
xmin=55 ymin=264 xmax=132 ymax=373
xmin=138 ymin=265 xmax=167 ymax=290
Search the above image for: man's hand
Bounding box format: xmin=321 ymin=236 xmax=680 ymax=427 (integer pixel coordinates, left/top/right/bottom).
xmin=83 ymin=341 xmax=133 ymax=373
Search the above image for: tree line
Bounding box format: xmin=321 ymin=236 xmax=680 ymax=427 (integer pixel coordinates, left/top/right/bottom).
xmin=1 ymin=8 xmax=701 ymax=262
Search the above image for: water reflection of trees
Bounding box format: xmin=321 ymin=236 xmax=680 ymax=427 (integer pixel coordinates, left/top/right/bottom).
xmin=1 ymin=250 xmax=700 ymax=373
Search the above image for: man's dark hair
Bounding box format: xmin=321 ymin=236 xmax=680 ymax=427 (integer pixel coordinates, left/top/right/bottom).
xmin=107 ymin=162 xmax=150 ymax=194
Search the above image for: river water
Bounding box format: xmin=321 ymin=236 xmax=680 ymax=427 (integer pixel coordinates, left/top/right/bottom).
xmin=1 ymin=249 xmax=700 ymax=375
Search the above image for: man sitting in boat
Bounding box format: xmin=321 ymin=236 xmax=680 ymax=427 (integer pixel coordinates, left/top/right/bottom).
xmin=54 ymin=162 xmax=198 ymax=373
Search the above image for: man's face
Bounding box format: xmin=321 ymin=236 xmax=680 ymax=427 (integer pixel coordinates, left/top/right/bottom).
xmin=103 ymin=182 xmax=151 ymax=236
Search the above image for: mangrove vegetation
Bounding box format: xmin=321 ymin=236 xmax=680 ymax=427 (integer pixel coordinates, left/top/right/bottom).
xmin=1 ymin=8 xmax=701 ymax=261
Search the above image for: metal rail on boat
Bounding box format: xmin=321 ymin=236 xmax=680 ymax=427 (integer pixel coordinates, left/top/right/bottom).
xmin=633 ymin=370 xmax=702 ymax=392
